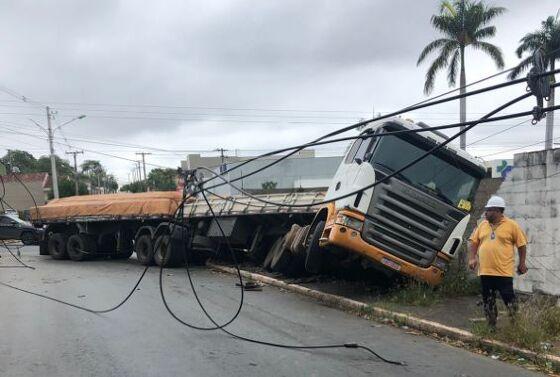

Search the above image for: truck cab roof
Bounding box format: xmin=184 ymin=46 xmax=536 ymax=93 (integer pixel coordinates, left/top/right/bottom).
xmin=361 ymin=117 xmax=486 ymax=175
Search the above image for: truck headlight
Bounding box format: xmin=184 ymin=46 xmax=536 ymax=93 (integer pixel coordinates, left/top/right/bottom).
xmin=335 ymin=214 xmax=363 ymax=231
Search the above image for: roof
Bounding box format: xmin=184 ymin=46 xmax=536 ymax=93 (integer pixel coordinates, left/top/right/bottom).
xmin=0 ymin=173 xmax=50 ymax=188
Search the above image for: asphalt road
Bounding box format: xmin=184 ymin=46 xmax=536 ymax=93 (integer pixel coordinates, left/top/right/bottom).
xmin=0 ymin=246 xmax=543 ymax=377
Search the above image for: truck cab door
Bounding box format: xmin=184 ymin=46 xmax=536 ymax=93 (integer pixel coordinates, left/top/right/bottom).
xmin=326 ymin=133 xmax=376 ymax=213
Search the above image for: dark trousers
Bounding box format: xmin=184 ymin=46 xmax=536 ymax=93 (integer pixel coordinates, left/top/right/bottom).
xmin=480 ymin=275 xmax=517 ymax=327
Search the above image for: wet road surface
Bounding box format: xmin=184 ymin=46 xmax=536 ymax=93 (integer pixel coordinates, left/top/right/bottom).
xmin=0 ymin=247 xmax=543 ymax=376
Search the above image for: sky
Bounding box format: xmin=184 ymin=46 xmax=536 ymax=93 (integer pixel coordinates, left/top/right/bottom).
xmin=0 ymin=0 xmax=558 ymax=184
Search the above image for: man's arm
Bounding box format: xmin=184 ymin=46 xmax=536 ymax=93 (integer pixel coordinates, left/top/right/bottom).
xmin=468 ymin=241 xmax=478 ymax=271
xmin=517 ymin=245 xmax=528 ymax=274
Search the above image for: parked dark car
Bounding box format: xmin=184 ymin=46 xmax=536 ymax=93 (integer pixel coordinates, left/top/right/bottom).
xmin=0 ymin=214 xmax=42 ymax=245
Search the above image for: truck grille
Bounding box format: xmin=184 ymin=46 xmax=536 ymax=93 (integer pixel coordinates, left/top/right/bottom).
xmin=362 ymin=176 xmax=465 ymax=267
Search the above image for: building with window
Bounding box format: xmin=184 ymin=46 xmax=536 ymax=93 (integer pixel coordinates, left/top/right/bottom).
xmin=181 ymin=150 xmax=342 ymax=196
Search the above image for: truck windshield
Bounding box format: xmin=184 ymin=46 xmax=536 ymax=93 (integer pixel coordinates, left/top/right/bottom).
xmin=369 ymin=134 xmax=480 ymax=207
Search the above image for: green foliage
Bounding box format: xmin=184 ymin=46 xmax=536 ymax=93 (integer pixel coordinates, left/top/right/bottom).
xmin=508 ymin=15 xmax=560 ymax=80
xmin=120 ymin=181 xmax=147 ymax=193
xmin=439 ymin=264 xmax=481 ymax=297
xmin=0 ymin=150 xmax=118 ymax=194
xmin=261 ymin=181 xmax=278 ymax=191
xmin=53 ymin=178 xmax=89 ymax=199
xmin=80 ymin=160 xmax=104 ymax=176
xmin=386 ymin=280 xmax=441 ymax=306
xmin=472 ymin=296 xmax=560 ymax=352
xmin=418 ymin=0 xmax=506 ymax=94
xmin=1 ymin=150 xmax=37 ymax=173
xmin=147 ymin=168 xmax=177 ymax=191
xmin=36 ymin=155 xmax=74 ymax=176
xmin=385 ymin=267 xmax=480 ymax=306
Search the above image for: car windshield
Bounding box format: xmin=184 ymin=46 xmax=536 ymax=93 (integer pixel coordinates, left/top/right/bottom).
xmin=369 ymin=133 xmax=481 ymax=207
xmin=6 ymin=214 xmax=28 ymax=225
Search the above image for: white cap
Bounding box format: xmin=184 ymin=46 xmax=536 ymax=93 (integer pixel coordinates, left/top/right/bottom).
xmin=485 ymin=196 xmax=506 ymax=209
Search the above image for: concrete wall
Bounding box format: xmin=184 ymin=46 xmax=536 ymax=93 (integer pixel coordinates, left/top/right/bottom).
xmin=495 ymin=148 xmax=560 ymax=296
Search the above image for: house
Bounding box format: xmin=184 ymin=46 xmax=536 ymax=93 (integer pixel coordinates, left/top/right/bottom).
xmin=0 ymin=173 xmax=51 ymax=213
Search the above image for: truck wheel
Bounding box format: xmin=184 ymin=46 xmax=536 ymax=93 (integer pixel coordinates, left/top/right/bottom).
xmin=263 ymin=237 xmax=282 ymax=270
xmin=21 ymin=231 xmax=36 ymax=245
xmin=67 ymin=234 xmax=97 ymax=261
xmin=154 ymin=234 xmax=183 ymax=267
xmin=305 ymin=220 xmax=325 ymax=274
xmin=47 ymin=233 xmax=68 ymax=260
xmin=270 ymin=235 xmax=292 ymax=273
xmin=135 ymin=234 xmax=154 ymax=265
xmin=285 ymin=226 xmax=310 ymax=276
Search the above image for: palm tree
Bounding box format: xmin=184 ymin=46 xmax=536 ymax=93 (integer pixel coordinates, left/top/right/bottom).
xmin=508 ymin=14 xmax=560 ymax=150
xmin=417 ymin=0 xmax=506 ymax=150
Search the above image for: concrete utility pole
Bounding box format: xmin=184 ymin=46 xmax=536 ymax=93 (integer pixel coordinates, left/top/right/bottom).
xmin=215 ymin=148 xmax=229 ymax=173
xmin=135 ymin=152 xmax=151 ymax=180
xmin=46 ymin=107 xmax=59 ymax=199
xmin=31 ymin=108 xmax=86 ymax=199
xmin=65 ymin=150 xmax=84 ymax=196
xmin=137 ymin=161 xmax=142 ymax=183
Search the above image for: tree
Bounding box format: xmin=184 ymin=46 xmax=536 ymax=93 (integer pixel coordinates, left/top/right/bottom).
xmin=0 ymin=150 xmax=37 ymax=173
xmin=57 ymin=178 xmax=89 ymax=199
xmin=417 ymin=0 xmax=506 ymax=150
xmin=80 ymin=160 xmax=105 ymax=193
xmin=508 ymin=15 xmax=560 ymax=150
xmin=261 ymin=181 xmax=277 ymax=193
xmin=36 ymin=155 xmax=74 ymax=177
xmin=120 ymin=181 xmax=146 ymax=193
xmin=148 ymin=168 xmax=177 ymax=191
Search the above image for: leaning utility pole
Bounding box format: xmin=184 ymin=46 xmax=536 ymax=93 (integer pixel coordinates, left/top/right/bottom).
xmin=46 ymin=106 xmax=60 ymax=199
xmin=135 ymin=152 xmax=151 ymax=180
xmin=215 ymin=148 xmax=229 ymax=173
xmin=66 ymin=150 xmax=84 ymax=196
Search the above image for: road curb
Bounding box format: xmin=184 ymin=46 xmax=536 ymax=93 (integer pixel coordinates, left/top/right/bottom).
xmin=208 ymin=263 xmax=560 ymax=369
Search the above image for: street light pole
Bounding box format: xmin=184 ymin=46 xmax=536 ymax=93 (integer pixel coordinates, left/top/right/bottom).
xmin=46 ymin=106 xmax=60 ymax=199
xmin=35 ymin=108 xmax=86 ymax=199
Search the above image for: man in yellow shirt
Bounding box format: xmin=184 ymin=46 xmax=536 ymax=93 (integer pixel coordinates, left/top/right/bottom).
xmin=468 ymin=196 xmax=528 ymax=329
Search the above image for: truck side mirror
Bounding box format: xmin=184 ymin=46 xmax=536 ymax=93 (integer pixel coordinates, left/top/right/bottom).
xmin=354 ymin=158 xmax=363 ymax=165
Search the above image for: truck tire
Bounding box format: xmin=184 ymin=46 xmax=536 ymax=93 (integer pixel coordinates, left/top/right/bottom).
xmin=135 ymin=234 xmax=154 ymax=265
xmin=270 ymin=235 xmax=292 ymax=273
xmin=285 ymin=225 xmax=310 ymax=276
xmin=263 ymin=237 xmax=282 ymax=270
xmin=305 ymin=220 xmax=325 ymax=274
xmin=67 ymin=234 xmax=97 ymax=261
xmin=47 ymin=233 xmax=68 ymax=260
xmin=154 ymin=234 xmax=183 ymax=267
xmin=21 ymin=231 xmax=36 ymax=245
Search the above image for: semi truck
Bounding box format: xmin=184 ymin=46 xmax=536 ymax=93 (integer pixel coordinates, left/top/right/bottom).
xmin=30 ymin=117 xmax=486 ymax=285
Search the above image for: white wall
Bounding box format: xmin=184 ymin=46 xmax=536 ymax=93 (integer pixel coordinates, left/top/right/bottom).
xmin=496 ymin=149 xmax=560 ymax=295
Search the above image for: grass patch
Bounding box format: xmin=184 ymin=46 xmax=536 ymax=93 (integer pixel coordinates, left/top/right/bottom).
xmin=386 ymin=280 xmax=441 ymax=306
xmin=471 ymin=295 xmax=560 ymax=353
xmin=439 ymin=265 xmax=481 ymax=297
xmin=384 ymin=264 xmax=481 ymax=306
